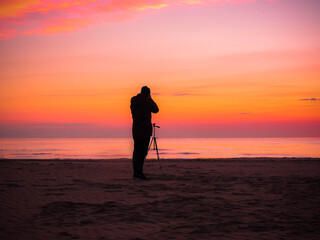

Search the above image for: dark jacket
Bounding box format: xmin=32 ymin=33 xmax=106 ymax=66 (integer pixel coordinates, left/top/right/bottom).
xmin=130 ymin=93 xmax=159 ymax=139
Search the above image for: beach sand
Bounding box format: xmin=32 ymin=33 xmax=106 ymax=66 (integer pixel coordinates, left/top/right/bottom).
xmin=0 ymin=158 xmax=319 ymax=240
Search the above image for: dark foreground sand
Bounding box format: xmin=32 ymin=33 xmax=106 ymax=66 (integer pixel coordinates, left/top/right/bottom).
xmin=0 ymin=158 xmax=319 ymax=240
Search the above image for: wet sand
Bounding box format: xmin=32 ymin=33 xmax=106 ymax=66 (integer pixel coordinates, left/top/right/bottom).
xmin=0 ymin=158 xmax=319 ymax=240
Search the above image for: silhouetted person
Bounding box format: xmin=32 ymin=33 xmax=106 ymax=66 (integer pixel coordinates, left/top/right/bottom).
xmin=130 ymin=86 xmax=159 ymax=180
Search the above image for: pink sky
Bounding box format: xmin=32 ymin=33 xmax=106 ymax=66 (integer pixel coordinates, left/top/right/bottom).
xmin=0 ymin=0 xmax=319 ymax=137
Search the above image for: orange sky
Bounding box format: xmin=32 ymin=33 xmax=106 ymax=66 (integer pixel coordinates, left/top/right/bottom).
xmin=0 ymin=0 xmax=319 ymax=137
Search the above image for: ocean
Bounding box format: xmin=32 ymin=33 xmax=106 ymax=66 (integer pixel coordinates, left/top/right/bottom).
xmin=0 ymin=138 xmax=319 ymax=159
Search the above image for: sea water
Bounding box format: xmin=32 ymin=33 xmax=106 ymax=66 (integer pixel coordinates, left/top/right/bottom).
xmin=0 ymin=138 xmax=319 ymax=159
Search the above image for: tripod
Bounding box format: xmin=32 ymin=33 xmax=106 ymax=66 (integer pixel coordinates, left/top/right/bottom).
xmin=148 ymin=123 xmax=161 ymax=169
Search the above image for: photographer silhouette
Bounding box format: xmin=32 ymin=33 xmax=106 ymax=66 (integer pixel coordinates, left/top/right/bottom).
xmin=130 ymin=86 xmax=159 ymax=180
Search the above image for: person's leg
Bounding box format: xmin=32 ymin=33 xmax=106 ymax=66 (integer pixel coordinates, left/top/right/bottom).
xmin=132 ymin=138 xmax=142 ymax=177
xmin=139 ymin=137 xmax=150 ymax=175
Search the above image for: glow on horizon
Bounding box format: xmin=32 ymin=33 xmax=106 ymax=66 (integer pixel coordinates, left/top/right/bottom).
xmin=0 ymin=0 xmax=319 ymax=137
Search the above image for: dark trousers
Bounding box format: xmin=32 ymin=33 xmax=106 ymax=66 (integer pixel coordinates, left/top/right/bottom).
xmin=132 ymin=137 xmax=150 ymax=176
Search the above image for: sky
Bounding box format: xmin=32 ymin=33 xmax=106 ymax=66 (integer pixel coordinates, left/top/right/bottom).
xmin=0 ymin=0 xmax=319 ymax=138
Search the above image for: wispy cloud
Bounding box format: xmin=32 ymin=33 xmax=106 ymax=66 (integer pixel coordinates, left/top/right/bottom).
xmin=153 ymin=92 xmax=199 ymax=96
xmin=24 ymin=123 xmax=96 ymax=127
xmin=0 ymin=0 xmax=271 ymax=38
xmin=172 ymin=93 xmax=196 ymax=96
xmin=300 ymin=98 xmax=320 ymax=101
xmin=44 ymin=93 xmax=106 ymax=97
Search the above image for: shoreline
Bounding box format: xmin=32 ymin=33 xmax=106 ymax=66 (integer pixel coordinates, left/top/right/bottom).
xmin=1 ymin=157 xmax=320 ymax=161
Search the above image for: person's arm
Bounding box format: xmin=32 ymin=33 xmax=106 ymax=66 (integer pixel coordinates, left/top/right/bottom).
xmin=149 ymin=97 xmax=159 ymax=113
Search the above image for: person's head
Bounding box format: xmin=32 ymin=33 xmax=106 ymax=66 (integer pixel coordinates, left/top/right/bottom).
xmin=141 ymin=86 xmax=151 ymax=96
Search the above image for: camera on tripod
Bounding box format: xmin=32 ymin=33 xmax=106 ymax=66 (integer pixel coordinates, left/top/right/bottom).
xmin=152 ymin=123 xmax=160 ymax=137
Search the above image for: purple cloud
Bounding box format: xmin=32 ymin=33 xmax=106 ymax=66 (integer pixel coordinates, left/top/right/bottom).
xmin=300 ymin=98 xmax=320 ymax=101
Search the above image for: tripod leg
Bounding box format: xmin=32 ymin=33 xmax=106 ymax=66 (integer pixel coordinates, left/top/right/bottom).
xmin=146 ymin=137 xmax=154 ymax=158
xmin=153 ymin=138 xmax=162 ymax=169
xmin=148 ymin=137 xmax=153 ymax=151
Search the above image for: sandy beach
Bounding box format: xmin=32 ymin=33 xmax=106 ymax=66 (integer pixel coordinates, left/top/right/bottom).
xmin=0 ymin=158 xmax=319 ymax=240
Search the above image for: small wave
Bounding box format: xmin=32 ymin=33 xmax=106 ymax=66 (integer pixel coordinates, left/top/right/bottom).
xmin=179 ymin=152 xmax=200 ymax=155
xmin=241 ymin=153 xmax=299 ymax=157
